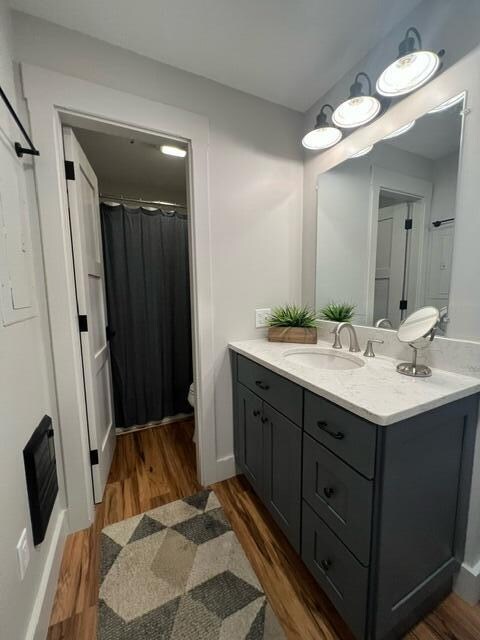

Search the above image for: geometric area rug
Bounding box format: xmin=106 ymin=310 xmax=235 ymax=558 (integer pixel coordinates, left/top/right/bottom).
xmin=98 ymin=489 xmax=286 ymax=639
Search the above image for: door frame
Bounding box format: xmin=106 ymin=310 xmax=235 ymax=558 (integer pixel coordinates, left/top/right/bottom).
xmin=366 ymin=166 xmax=433 ymax=327
xmin=21 ymin=64 xmax=217 ymax=531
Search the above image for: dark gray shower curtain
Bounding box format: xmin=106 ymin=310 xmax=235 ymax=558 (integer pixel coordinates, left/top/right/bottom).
xmin=101 ymin=204 xmax=193 ymax=429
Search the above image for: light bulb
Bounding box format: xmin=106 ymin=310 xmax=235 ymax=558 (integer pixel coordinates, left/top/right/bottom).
xmin=350 ymin=145 xmax=373 ymax=158
xmin=161 ymin=145 xmax=187 ymax=157
xmin=332 ymin=95 xmax=381 ymax=129
xmin=382 ymin=120 xmax=416 ymax=140
xmin=302 ymin=126 xmax=342 ymax=150
xmin=376 ymin=50 xmax=440 ymax=97
xmin=428 ymin=94 xmax=463 ymax=114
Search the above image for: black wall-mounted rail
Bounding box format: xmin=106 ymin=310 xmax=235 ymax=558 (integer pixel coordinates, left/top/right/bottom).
xmin=0 ymin=83 xmax=39 ymax=158
xmin=432 ymin=218 xmax=454 ymax=228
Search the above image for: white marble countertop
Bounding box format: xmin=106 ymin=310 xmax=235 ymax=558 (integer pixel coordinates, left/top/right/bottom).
xmin=228 ymin=338 xmax=480 ymax=425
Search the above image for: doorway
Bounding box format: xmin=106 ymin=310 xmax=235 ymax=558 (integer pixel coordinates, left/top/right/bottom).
xmin=373 ymin=190 xmax=422 ymax=329
xmin=23 ymin=64 xmax=216 ymax=531
xmin=64 ymin=124 xmax=195 ymax=503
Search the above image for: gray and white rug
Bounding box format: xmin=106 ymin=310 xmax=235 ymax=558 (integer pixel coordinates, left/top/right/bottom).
xmin=98 ymin=489 xmax=285 ymax=639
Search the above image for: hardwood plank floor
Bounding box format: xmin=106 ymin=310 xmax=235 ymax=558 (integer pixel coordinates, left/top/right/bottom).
xmin=47 ymin=419 xmax=480 ymax=639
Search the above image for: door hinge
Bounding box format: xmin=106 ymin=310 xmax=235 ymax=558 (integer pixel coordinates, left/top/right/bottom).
xmin=399 ymin=299 xmax=408 ymax=310
xmin=90 ymin=449 xmax=99 ymax=465
xmin=404 ymin=218 xmax=413 ymax=230
xmin=78 ymin=314 xmax=88 ymax=332
xmin=64 ymin=160 xmax=75 ymax=181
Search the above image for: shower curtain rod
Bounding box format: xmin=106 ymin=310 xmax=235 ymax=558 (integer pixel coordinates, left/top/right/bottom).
xmin=99 ymin=193 xmax=187 ymax=209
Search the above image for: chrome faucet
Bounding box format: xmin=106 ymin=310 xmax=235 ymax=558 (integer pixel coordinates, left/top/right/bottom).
xmin=332 ymin=322 xmax=361 ymax=353
xmin=375 ymin=318 xmax=393 ymax=329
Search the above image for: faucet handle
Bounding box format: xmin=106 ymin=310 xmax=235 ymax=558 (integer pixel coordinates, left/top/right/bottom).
xmin=331 ymin=330 xmax=342 ymax=349
xmin=364 ymin=339 xmax=384 ymax=358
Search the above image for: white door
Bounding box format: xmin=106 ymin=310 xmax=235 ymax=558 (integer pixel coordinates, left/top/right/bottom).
xmin=63 ymin=127 xmax=116 ymax=503
xmin=374 ymin=204 xmax=407 ymax=328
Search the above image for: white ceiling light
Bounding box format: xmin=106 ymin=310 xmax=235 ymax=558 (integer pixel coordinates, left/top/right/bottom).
xmin=428 ymin=93 xmax=464 ymax=114
xmin=350 ymin=145 xmax=373 ymax=158
xmin=332 ymin=73 xmax=381 ymax=129
xmin=382 ymin=120 xmax=416 ymax=140
xmin=161 ymin=145 xmax=187 ymax=157
xmin=376 ymin=28 xmax=441 ymax=98
xmin=302 ymin=105 xmax=342 ymax=150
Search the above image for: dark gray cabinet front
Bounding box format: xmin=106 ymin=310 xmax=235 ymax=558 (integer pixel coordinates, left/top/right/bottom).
xmin=237 ymin=384 xmax=264 ymax=496
xmin=230 ymin=349 xmax=478 ymax=640
xmin=263 ymin=403 xmax=302 ymax=551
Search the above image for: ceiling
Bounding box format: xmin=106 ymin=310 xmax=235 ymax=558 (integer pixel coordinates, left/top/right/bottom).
xmin=384 ymin=101 xmax=463 ymax=161
xmin=74 ymin=127 xmax=187 ymax=204
xmin=10 ymin=0 xmax=423 ymax=111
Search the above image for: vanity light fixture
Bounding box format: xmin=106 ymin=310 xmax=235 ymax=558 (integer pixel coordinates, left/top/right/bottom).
xmin=332 ymin=73 xmax=381 ymax=129
xmin=376 ymin=27 xmax=442 ymax=98
xmin=301 ymin=104 xmax=343 ymax=150
xmin=382 ymin=120 xmax=416 ymax=140
xmin=161 ymin=145 xmax=187 ymax=158
xmin=350 ymin=145 xmax=373 ymax=158
xmin=428 ymin=93 xmax=463 ymax=114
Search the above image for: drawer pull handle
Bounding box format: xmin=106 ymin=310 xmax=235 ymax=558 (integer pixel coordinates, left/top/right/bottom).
xmin=253 ymin=410 xmax=260 ymax=417
xmin=321 ymin=559 xmax=332 ymax=572
xmin=317 ymin=421 xmax=345 ymax=440
xmin=323 ymin=487 xmax=334 ymax=499
xmin=255 ymin=380 xmax=270 ymax=390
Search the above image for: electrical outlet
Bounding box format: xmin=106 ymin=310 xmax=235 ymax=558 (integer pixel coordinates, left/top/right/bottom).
xmin=255 ymin=308 xmax=271 ymax=328
xmin=16 ymin=528 xmax=30 ymax=581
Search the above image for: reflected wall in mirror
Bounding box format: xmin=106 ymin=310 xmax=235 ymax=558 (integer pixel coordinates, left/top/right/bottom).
xmin=315 ymin=93 xmax=464 ymax=334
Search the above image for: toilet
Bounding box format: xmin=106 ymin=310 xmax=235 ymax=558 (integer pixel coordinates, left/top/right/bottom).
xmin=188 ymin=382 xmax=195 ymax=408
xmin=188 ymin=383 xmax=196 ymax=442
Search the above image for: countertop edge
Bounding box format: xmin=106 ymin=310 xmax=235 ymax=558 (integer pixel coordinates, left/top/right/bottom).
xmin=228 ymin=342 xmax=480 ymax=426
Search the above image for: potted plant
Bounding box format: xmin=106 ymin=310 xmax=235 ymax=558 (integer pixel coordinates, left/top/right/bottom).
xmin=267 ymin=304 xmax=318 ymax=344
xmin=319 ymin=301 xmax=356 ymax=324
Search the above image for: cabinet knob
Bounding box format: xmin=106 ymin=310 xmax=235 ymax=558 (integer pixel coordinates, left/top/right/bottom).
xmin=255 ymin=380 xmax=270 ymax=390
xmin=252 ymin=409 xmax=260 ymax=417
xmin=317 ymin=421 xmax=345 ymax=440
xmin=321 ymin=558 xmax=332 ymax=572
xmin=261 ymin=416 xmax=268 ymax=424
xmin=323 ymin=487 xmax=334 ymax=499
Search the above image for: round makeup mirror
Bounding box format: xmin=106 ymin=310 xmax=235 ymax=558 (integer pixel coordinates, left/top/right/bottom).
xmin=396 ymin=306 xmax=440 ymax=377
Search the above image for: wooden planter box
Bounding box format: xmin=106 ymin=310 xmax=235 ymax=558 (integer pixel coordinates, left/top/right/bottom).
xmin=268 ymin=326 xmax=317 ymax=344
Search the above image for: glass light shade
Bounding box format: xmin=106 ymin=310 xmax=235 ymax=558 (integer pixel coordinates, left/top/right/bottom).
xmin=332 ymin=95 xmax=381 ymax=129
xmin=350 ymin=145 xmax=373 ymax=158
xmin=302 ymin=126 xmax=342 ymax=150
xmin=376 ymin=50 xmax=440 ymax=97
xmin=428 ymin=94 xmax=463 ymax=114
xmin=161 ymin=145 xmax=187 ymax=157
xmin=382 ymin=120 xmax=416 ymax=140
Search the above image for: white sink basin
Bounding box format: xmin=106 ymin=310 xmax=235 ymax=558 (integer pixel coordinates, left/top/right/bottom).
xmin=283 ymin=348 xmax=365 ymax=371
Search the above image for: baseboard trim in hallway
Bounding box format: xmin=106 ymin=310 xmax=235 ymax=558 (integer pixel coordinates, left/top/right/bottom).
xmin=26 ymin=508 xmax=67 ymax=640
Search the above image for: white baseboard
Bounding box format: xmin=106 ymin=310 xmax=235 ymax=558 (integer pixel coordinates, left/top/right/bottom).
xmin=25 ymin=508 xmax=67 ymax=640
xmin=215 ymin=454 xmax=236 ymax=482
xmin=454 ymin=559 xmax=480 ymax=605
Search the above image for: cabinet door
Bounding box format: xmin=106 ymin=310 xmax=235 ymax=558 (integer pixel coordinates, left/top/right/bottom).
xmin=263 ymin=403 xmax=302 ymax=550
xmin=236 ymin=384 xmax=264 ymax=496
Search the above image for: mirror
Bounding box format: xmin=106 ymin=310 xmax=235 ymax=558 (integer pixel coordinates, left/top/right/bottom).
xmin=396 ymin=306 xmax=440 ymax=377
xmin=397 ymin=305 xmax=440 ymax=346
xmin=315 ymin=93 xmax=465 ymax=335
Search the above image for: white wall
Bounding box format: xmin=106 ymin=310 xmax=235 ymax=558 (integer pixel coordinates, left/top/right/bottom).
xmin=11 ymin=12 xmax=304 ymax=466
xmin=0 ymin=2 xmax=66 ymax=638
xmin=303 ymin=0 xmax=480 ymax=306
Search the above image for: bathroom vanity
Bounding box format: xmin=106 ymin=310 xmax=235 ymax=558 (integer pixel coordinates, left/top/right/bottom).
xmin=229 ymin=340 xmax=480 ymax=640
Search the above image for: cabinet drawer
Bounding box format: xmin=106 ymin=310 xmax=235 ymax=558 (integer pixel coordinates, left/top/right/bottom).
xmin=304 ymin=391 xmax=377 ymax=478
xmin=238 ymin=355 xmax=302 ymax=425
xmin=303 ymin=434 xmax=373 ymax=565
xmin=302 ymin=501 xmax=368 ymax=640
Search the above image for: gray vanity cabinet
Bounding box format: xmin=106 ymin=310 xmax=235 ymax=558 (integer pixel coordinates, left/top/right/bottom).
xmin=231 ymin=350 xmax=479 ymax=640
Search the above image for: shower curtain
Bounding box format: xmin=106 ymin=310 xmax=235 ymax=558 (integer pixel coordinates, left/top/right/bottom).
xmin=101 ymin=203 xmax=193 ymax=429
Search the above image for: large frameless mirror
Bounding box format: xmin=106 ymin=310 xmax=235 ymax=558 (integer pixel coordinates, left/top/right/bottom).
xmin=315 ymin=92 xmax=465 ymax=336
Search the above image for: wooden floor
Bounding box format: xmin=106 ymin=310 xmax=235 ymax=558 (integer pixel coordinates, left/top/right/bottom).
xmin=47 ymin=419 xmax=480 ymax=639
